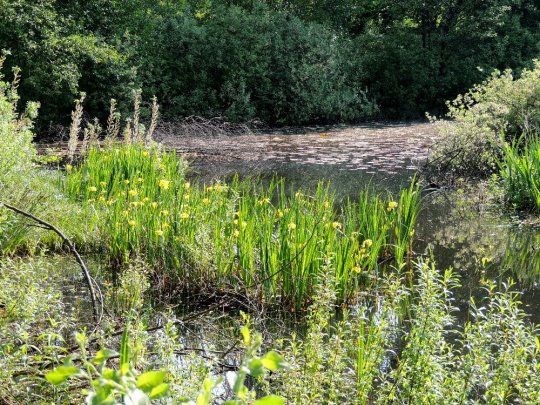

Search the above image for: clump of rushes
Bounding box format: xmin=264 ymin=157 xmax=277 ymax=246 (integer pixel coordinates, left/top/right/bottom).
xmin=64 ymin=144 xmax=421 ymax=308
xmin=498 ymin=136 xmax=540 ymax=213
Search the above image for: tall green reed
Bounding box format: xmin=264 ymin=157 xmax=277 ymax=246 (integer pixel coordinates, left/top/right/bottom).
xmin=498 ymin=136 xmax=540 ymax=212
xmin=63 ymin=144 xmax=421 ymax=308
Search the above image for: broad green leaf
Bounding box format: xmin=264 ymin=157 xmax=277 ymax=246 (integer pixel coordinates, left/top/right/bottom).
xmin=93 ymin=348 xmax=118 ymax=365
xmin=247 ymin=358 xmax=264 ymax=377
xmin=149 ymin=383 xmax=169 ymax=399
xmin=261 ymin=351 xmax=285 ymax=371
xmin=253 ymin=395 xmax=286 ymax=405
xmin=45 ymin=365 xmax=79 ymax=385
xmin=136 ymin=370 xmax=166 ymax=391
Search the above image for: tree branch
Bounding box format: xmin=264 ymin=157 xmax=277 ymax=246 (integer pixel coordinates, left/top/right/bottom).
xmin=0 ymin=200 xmax=101 ymax=323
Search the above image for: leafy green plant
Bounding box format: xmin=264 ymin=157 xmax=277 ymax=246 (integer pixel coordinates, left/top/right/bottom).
xmin=498 ymin=136 xmax=540 ymax=212
xmin=429 ymin=61 xmax=540 ymax=180
xmin=46 ymin=329 xmax=169 ymax=404
xmin=63 ymin=143 xmax=420 ymax=308
xmin=196 ymin=315 xmax=287 ymax=405
xmin=274 ymin=258 xmax=540 ymax=404
xmin=46 ymin=319 xmax=286 ymax=405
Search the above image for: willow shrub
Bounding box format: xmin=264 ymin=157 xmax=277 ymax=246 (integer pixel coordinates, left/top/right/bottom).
xmin=273 ymin=259 xmax=540 ymax=404
xmin=429 ymin=60 xmax=540 ymax=180
xmin=63 ymin=143 xmax=420 ymax=308
xmin=0 ymin=61 xmax=94 ymax=255
xmin=498 ymin=137 xmax=540 ymax=213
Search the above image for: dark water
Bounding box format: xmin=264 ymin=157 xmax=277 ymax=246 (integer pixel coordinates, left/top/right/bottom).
xmin=162 ymin=122 xmax=540 ymax=324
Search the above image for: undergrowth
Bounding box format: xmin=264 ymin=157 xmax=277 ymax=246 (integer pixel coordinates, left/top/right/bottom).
xmin=272 ymin=259 xmax=540 ymax=404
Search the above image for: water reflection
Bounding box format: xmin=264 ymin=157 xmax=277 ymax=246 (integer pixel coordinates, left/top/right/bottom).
xmin=166 ymin=123 xmax=540 ymax=322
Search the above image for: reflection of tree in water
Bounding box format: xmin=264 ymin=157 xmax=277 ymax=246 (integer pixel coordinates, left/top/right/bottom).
xmin=499 ymin=231 xmax=540 ymax=287
xmin=154 ymin=120 xmax=435 ymax=188
xmin=424 ymin=188 xmax=540 ymax=288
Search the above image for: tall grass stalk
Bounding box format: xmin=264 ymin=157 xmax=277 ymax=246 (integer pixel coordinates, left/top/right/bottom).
xmin=67 ymin=93 xmax=85 ymax=162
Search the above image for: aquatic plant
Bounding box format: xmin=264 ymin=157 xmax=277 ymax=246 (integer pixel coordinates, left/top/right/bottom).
xmin=63 ymin=144 xmax=421 ymax=308
xmin=498 ymin=136 xmax=540 ymax=212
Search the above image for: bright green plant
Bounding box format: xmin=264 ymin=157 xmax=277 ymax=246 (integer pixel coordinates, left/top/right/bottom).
xmin=46 ymin=319 xmax=286 ymax=405
xmin=46 ymin=328 xmax=170 ymax=404
xmin=273 ymin=258 xmax=540 ymax=404
xmin=0 ymin=57 xmax=38 ymax=179
xmin=430 ymin=61 xmax=540 ymax=179
xmin=195 ymin=315 xmax=286 ymax=405
xmin=498 ymin=136 xmax=540 ymax=212
xmin=63 ymin=143 xmax=420 ymax=308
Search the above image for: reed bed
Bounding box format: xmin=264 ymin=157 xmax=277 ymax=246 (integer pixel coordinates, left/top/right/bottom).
xmin=499 ymin=136 xmax=540 ymax=213
xmin=63 ymin=143 xmax=421 ymax=308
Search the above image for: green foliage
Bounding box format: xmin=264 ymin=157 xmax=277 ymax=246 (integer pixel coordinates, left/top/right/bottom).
xmin=0 ymin=57 xmax=37 ymax=178
xmin=3 ymin=0 xmax=539 ymax=127
xmin=45 ymin=320 xmax=286 ymax=405
xmin=274 ymin=259 xmax=540 ymax=403
xmin=0 ymin=257 xmax=77 ymax=402
xmin=0 ymin=63 xmax=96 ymax=255
xmin=63 ymin=143 xmax=420 ymax=308
xmin=46 ymin=329 xmax=170 ymax=404
xmin=430 ymin=61 xmax=540 ymax=179
xmin=0 ymin=0 xmax=136 ymax=128
xmin=498 ymin=137 xmax=540 ymax=212
xmin=140 ymin=2 xmax=376 ymax=125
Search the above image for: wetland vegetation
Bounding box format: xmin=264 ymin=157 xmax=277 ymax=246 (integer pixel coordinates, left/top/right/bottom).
xmin=1 ymin=1 xmax=540 ymax=404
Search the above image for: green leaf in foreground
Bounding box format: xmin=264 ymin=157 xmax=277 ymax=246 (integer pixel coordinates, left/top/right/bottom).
xmin=136 ymin=370 xmax=166 ymax=391
xmin=149 ymin=383 xmax=169 ymax=399
xmin=261 ymin=351 xmax=285 ymax=371
xmin=45 ymin=365 xmax=79 ymax=385
xmin=253 ymin=395 xmax=286 ymax=405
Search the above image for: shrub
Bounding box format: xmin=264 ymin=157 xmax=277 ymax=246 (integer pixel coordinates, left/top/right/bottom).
xmin=0 ymin=59 xmax=38 ymax=179
xmin=0 ymin=62 xmax=96 ymax=255
xmin=140 ymin=2 xmax=377 ymax=125
xmin=273 ymin=259 xmax=540 ymax=403
xmin=428 ymin=60 xmax=540 ymax=180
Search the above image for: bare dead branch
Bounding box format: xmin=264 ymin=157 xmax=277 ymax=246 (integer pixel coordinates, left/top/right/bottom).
xmin=0 ymin=200 xmax=102 ymax=323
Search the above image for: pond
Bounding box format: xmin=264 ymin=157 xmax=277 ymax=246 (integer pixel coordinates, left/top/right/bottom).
xmin=157 ymin=121 xmax=540 ymax=325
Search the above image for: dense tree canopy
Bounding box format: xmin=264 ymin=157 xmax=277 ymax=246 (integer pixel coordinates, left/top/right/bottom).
xmin=0 ymin=0 xmax=538 ymax=131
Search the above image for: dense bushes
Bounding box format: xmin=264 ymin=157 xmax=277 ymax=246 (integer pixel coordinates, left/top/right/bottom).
xmin=140 ymin=4 xmax=377 ymax=125
xmin=428 ymin=61 xmax=540 ymax=180
xmin=1 ymin=0 xmax=539 ymax=130
xmin=0 ymin=0 xmax=136 ymax=127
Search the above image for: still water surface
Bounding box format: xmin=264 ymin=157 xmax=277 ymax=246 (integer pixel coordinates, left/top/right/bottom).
xmin=160 ymin=122 xmax=540 ymax=324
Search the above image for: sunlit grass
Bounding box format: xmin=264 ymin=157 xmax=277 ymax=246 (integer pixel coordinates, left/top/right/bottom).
xmin=64 ymin=144 xmax=421 ymax=308
xmin=499 ymin=136 xmax=540 ymax=213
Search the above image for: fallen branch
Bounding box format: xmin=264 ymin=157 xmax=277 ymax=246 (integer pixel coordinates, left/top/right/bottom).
xmin=0 ymin=200 xmax=101 ymax=323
